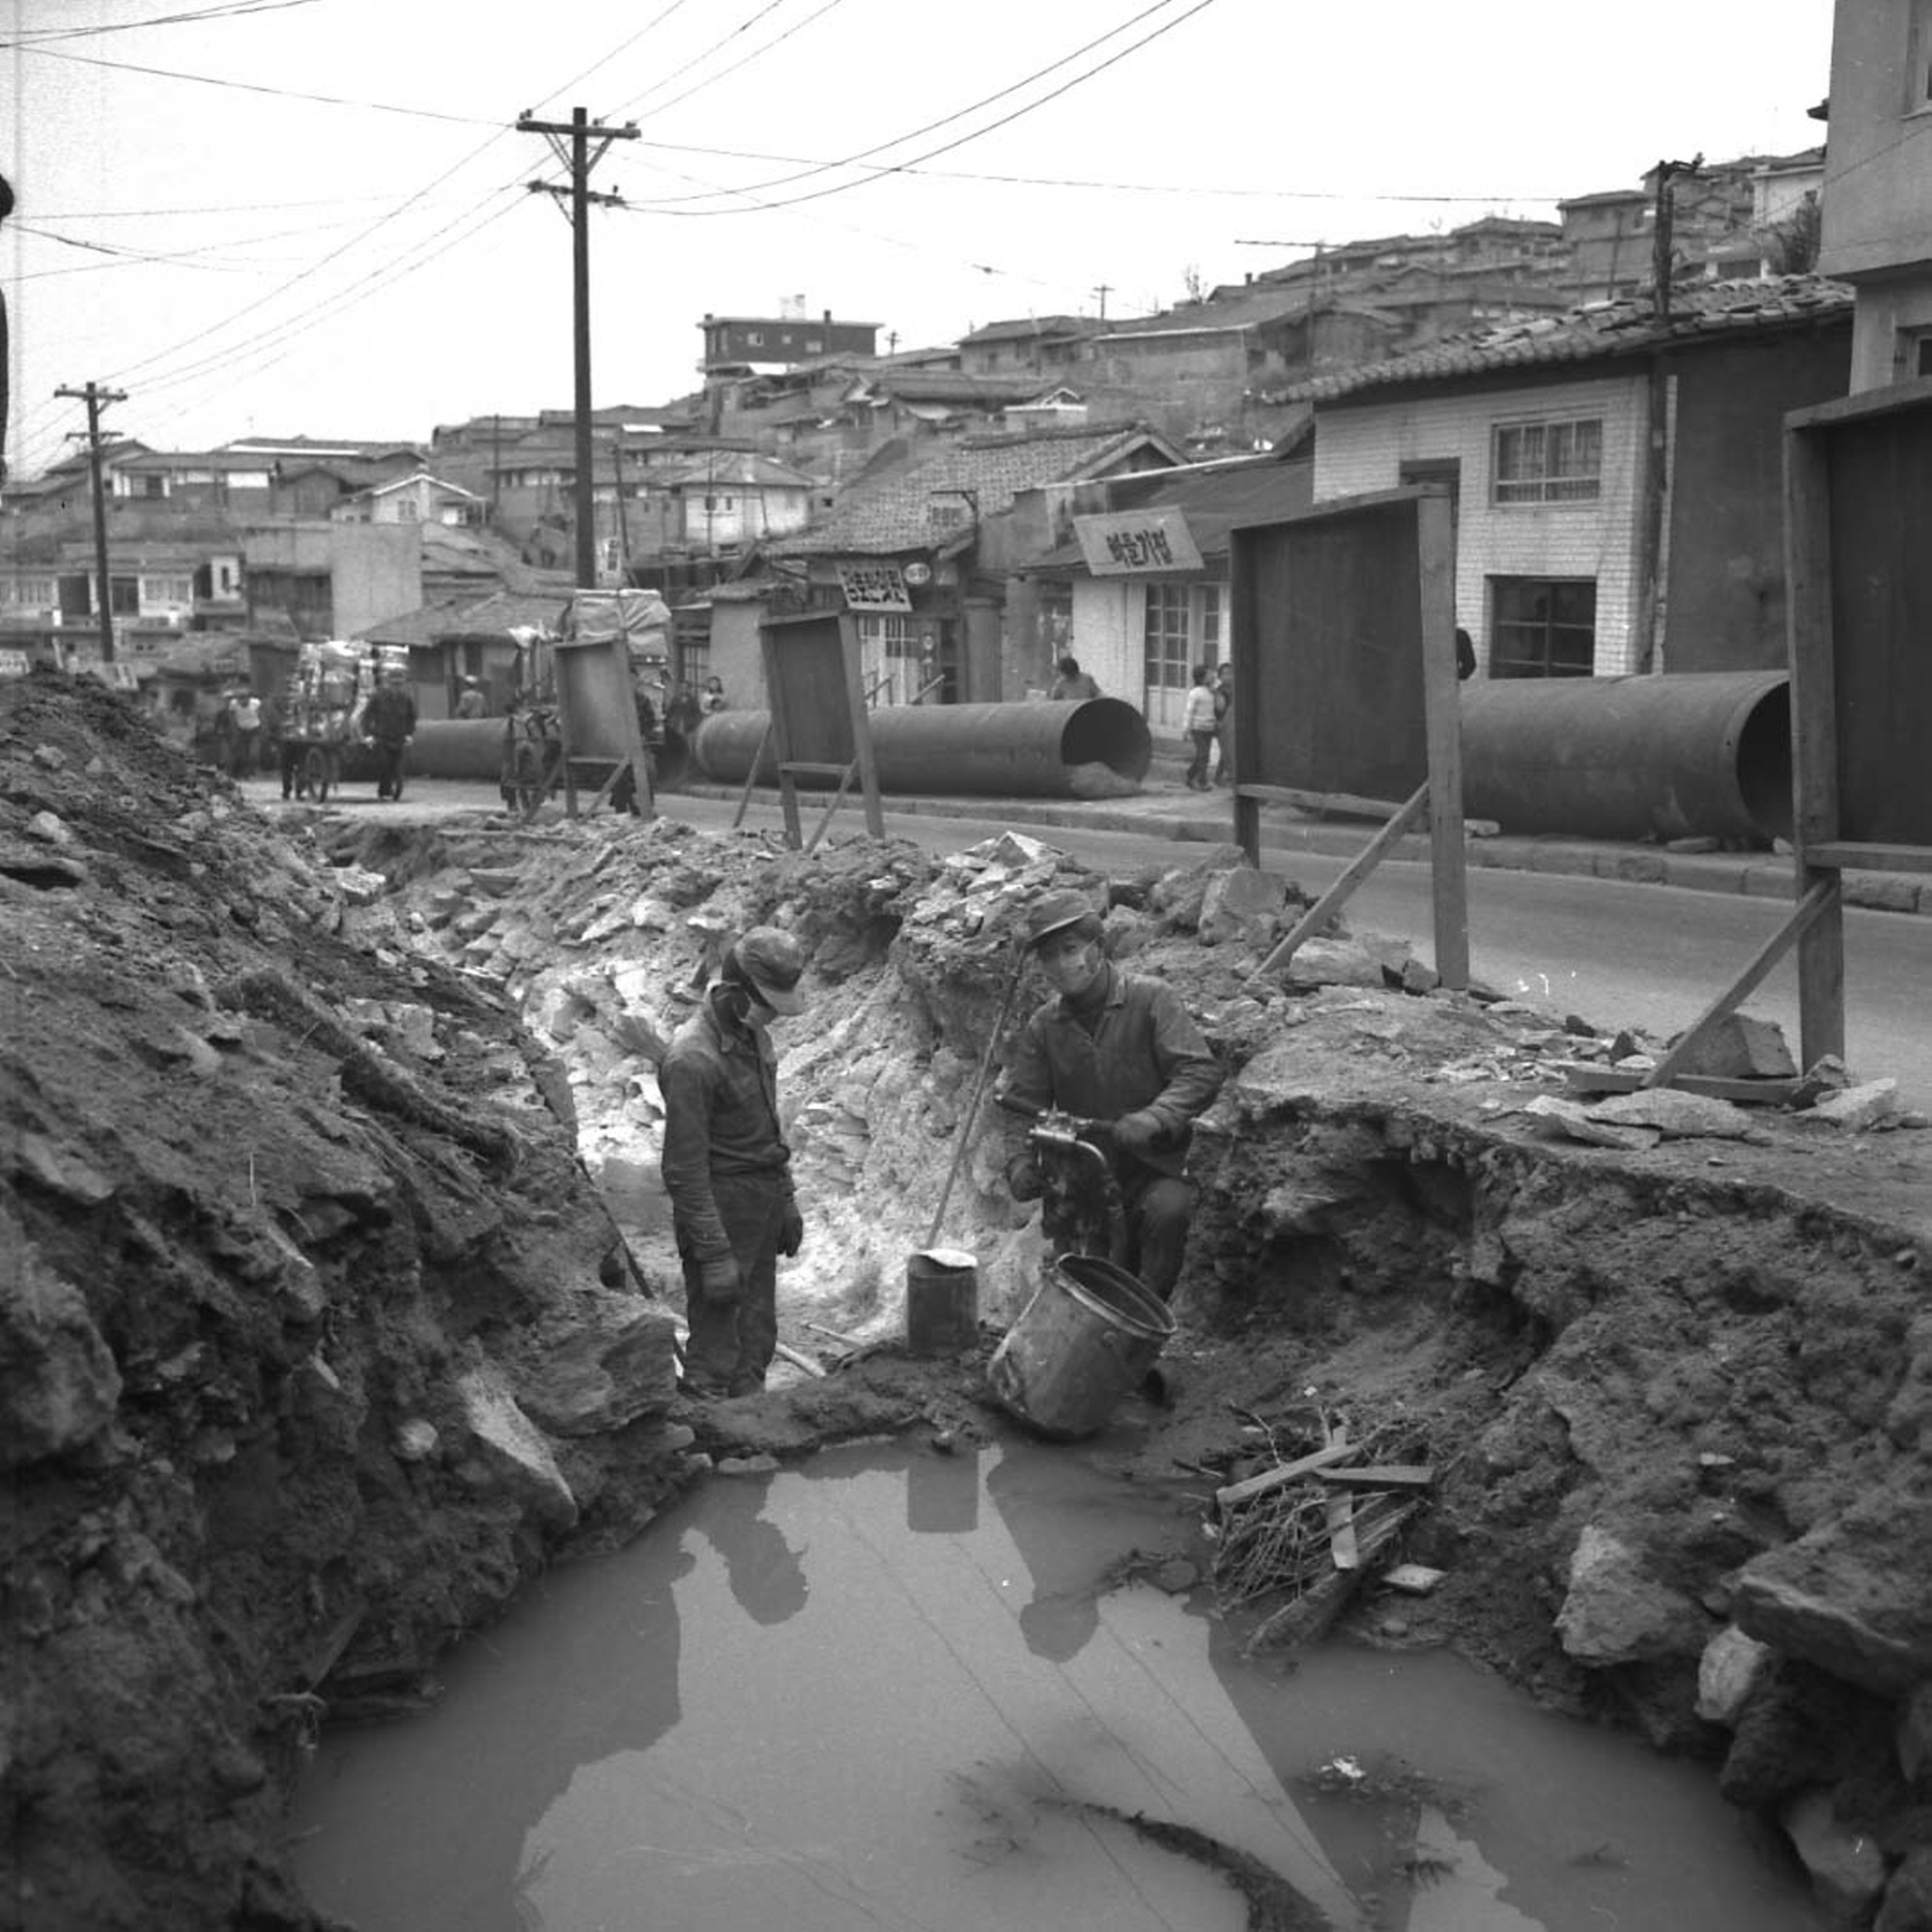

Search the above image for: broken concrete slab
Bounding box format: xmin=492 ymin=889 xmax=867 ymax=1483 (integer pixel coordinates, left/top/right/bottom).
xmin=1585 ymin=1088 xmax=1757 ymax=1140
xmin=454 ymin=1365 xmax=579 ymax=1529
xmin=1804 ymin=1080 xmax=1902 ymax=1131
xmin=1523 ymin=1094 xmax=1662 ymax=1151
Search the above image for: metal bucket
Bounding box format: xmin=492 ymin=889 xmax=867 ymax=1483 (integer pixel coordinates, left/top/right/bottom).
xmin=986 ymin=1254 xmax=1175 ymax=1440
xmin=905 ymin=1247 xmax=980 ymax=1356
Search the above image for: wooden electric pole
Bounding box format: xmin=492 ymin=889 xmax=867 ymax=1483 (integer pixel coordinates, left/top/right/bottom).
xmin=1650 ymin=154 xmax=1703 ymax=321
xmin=517 ymin=106 xmax=638 ymax=588
xmin=55 ymin=380 xmax=128 ymax=665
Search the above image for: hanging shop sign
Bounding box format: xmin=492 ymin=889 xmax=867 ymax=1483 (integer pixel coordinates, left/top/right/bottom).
xmin=1073 ymin=506 xmax=1205 ymax=577
xmin=837 ymin=562 xmax=913 ymax=613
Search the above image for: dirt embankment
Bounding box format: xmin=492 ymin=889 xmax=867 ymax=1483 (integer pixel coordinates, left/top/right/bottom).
xmin=7 ymin=671 xmax=1932 ymax=1929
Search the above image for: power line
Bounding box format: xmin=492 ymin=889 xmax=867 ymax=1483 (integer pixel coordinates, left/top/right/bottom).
xmin=610 ymin=0 xmax=850 ymax=122
xmin=635 ymin=0 xmax=1224 ymax=217
xmin=632 ymin=0 xmax=1198 ymax=209
xmin=0 ymin=0 xmax=314 ymax=43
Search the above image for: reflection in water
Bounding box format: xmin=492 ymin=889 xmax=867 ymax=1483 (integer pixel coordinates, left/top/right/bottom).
xmin=292 ymin=1440 xmax=1824 ymax=1932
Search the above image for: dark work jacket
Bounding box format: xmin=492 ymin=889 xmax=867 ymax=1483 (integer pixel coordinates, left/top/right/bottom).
xmin=362 ymin=685 xmax=417 ymax=746
xmin=1000 ymin=964 xmax=1223 ymax=1180
xmin=658 ymin=989 xmax=795 ymax=1262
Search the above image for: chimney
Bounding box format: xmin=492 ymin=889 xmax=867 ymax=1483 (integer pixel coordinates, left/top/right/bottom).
xmin=823 ymin=309 xmax=832 ymax=325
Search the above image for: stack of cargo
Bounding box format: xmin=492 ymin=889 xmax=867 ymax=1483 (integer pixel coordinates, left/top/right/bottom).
xmin=284 ymin=640 xmax=406 ymax=744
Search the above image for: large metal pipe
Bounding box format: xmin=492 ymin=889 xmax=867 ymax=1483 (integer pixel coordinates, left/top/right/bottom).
xmin=1460 ymin=670 xmax=1791 ymax=843
xmin=693 ymin=696 xmax=1152 ymax=799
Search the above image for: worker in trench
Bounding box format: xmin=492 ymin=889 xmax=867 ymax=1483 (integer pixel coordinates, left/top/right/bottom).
xmin=998 ymin=888 xmax=1224 ymax=1302
xmin=658 ymin=926 xmax=810 ymax=1399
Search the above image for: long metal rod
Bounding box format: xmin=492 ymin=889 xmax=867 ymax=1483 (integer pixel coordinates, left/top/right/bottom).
xmin=923 ymin=944 xmax=1025 ymax=1248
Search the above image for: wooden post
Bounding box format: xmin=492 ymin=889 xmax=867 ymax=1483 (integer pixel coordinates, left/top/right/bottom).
xmin=1416 ymin=489 xmax=1468 ymax=989
xmin=1783 ymin=422 xmax=1845 ymax=1070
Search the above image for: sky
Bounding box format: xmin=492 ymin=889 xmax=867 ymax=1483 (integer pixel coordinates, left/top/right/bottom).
xmin=5 ymin=0 xmax=1836 ymax=482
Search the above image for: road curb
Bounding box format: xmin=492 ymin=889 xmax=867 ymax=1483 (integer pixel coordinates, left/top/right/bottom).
xmin=633 ymin=781 xmax=1932 ymax=920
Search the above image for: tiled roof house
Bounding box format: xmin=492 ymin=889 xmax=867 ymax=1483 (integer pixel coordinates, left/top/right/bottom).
xmin=1281 ymin=275 xmax=1854 ymax=678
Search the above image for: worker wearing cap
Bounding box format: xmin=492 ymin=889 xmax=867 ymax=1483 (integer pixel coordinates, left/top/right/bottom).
xmin=658 ymin=925 xmax=810 ymax=1398
xmin=998 ymin=887 xmax=1223 ymax=1301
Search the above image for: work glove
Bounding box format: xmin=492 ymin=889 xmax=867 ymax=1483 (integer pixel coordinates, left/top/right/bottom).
xmin=779 ymin=1204 xmax=805 ymax=1257
xmin=1113 ymin=1110 xmax=1166 ymax=1159
xmin=1007 ymin=1159 xmax=1045 ymax=1203
xmin=696 ymin=1256 xmax=742 ymax=1305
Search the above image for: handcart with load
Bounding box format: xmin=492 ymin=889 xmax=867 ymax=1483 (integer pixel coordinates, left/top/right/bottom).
xmin=276 ymin=640 xmax=402 ymax=801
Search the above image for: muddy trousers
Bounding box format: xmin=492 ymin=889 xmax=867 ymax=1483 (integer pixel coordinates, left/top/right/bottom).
xmin=679 ymin=1170 xmax=783 ymax=1396
xmin=1120 ymin=1170 xmax=1196 ymax=1302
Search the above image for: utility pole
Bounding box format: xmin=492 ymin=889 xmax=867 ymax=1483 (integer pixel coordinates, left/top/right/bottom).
xmin=55 ymin=380 xmax=128 ymax=665
xmin=1650 ymin=154 xmax=1703 ymax=321
xmin=517 ymin=106 xmax=638 ymax=588
xmin=1093 ymin=283 xmax=1111 ymax=322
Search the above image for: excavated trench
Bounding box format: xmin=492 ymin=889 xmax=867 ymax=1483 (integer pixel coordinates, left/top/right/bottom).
xmin=4 ymin=669 xmax=1927 ymax=1932
xmin=313 ymin=809 xmax=1932 ymax=1929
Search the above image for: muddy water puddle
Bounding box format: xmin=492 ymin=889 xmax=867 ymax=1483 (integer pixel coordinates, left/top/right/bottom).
xmin=290 ymin=1435 xmax=1823 ymax=1931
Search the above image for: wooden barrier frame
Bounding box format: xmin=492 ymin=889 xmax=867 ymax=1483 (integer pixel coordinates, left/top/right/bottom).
xmin=552 ymin=628 xmax=652 ymax=821
xmin=1230 ymin=486 xmax=1468 ymax=989
xmin=1763 ymin=378 xmax=1932 ymax=1081
xmin=1642 ymin=380 xmax=1932 ymax=1088
xmin=758 ymin=610 xmax=884 ymax=851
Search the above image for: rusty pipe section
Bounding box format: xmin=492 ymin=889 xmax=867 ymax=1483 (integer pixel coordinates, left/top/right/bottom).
xmin=1460 ymin=670 xmax=1792 ymax=844
xmin=693 ymin=696 xmax=1152 ymax=799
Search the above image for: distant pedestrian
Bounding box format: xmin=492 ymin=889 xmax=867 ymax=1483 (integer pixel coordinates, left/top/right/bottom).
xmin=455 ymin=676 xmax=488 ymax=719
xmin=701 ymin=674 xmax=728 ymax=715
xmin=1211 ymin=662 xmax=1235 ymax=785
xmin=1182 ymin=664 xmax=1217 ymax=790
xmin=360 ymin=668 xmax=417 ymax=801
xmin=227 ymin=686 xmax=264 ymax=779
xmin=1048 ymin=654 xmax=1100 ymax=701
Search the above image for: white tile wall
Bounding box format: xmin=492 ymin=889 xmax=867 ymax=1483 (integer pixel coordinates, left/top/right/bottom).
xmin=1311 ymin=373 xmax=1651 ymax=675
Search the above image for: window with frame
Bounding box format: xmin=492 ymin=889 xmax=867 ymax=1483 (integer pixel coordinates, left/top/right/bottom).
xmin=1142 ymin=582 xmax=1223 ymax=691
xmin=141 ymin=576 xmax=191 ymax=605
xmin=1492 ymin=417 xmax=1603 ymax=504
xmin=1490 ymin=577 xmax=1597 ymax=677
xmin=109 ymin=577 xmax=140 ymax=615
xmin=12 ymin=576 xmax=54 ymax=607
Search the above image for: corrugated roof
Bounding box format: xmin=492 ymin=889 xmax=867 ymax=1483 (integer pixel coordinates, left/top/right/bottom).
xmin=957 ymin=315 xmax=1097 ymax=345
xmin=768 ymin=423 xmax=1181 ymax=557
xmin=1282 ymin=274 xmax=1854 ymax=404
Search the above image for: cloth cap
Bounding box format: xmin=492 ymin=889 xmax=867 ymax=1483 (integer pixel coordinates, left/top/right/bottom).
xmin=1024 ymin=888 xmax=1101 ymax=950
xmin=730 ymin=926 xmax=807 ymax=1013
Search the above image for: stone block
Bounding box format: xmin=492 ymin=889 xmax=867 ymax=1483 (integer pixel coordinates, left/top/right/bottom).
xmin=1781 ymin=1787 xmax=1887 ymax=1919
xmin=1805 ymin=1080 xmax=1901 ymax=1132
xmin=1661 ymin=1011 xmax=1797 ymax=1080
xmin=1696 ymin=1625 xmax=1775 ymax=1726
xmin=1586 ymin=1088 xmax=1757 ymax=1140
xmin=1555 ymin=1523 xmax=1706 ymax=1663
xmin=455 ymin=1365 xmax=578 ymax=1529
xmin=518 ymin=1310 xmax=679 ymax=1436
xmin=1 ymin=1247 xmax=123 ymax=1466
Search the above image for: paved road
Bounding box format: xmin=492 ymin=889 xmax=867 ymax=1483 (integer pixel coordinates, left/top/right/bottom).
xmin=256 ymin=779 xmax=1932 ymax=1114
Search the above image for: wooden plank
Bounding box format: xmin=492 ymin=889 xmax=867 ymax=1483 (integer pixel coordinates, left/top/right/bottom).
xmin=1804 ymin=841 xmax=1932 ymax=876
xmin=1553 ymin=1063 xmax=1804 ymax=1105
xmin=1382 ymin=1563 xmax=1446 ymax=1596
xmin=1316 ymin=1463 xmax=1435 ymax=1492
xmin=1233 ymin=782 xmax=1419 ymax=822
xmin=1417 ymin=489 xmax=1469 ymax=991
xmin=1242 ymin=781 xmax=1431 ymax=989
xmin=1784 ymin=418 xmax=1845 ymax=1069
xmin=1642 ymin=880 xmax=1837 ymax=1089
xmin=779 ymin=760 xmax=857 ymax=780
xmin=1214 ymin=1436 xmax=1358 ymax=1510
xmin=1326 ymin=1490 xmax=1359 ymax=1571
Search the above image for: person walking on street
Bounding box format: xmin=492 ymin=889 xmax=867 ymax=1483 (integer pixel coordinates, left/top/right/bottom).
xmin=658 ymin=927 xmax=810 ymax=1399
xmin=1211 ymin=662 xmax=1235 ymax=786
xmin=998 ymin=888 xmax=1223 ymax=1302
xmin=1048 ymin=654 xmax=1100 ymax=701
xmin=361 ymin=668 xmax=417 ymax=801
xmin=1182 ymin=664 xmax=1217 ymax=790
xmin=455 ymin=676 xmax=488 ymax=719
xmin=227 ymin=686 xmax=264 ymax=780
